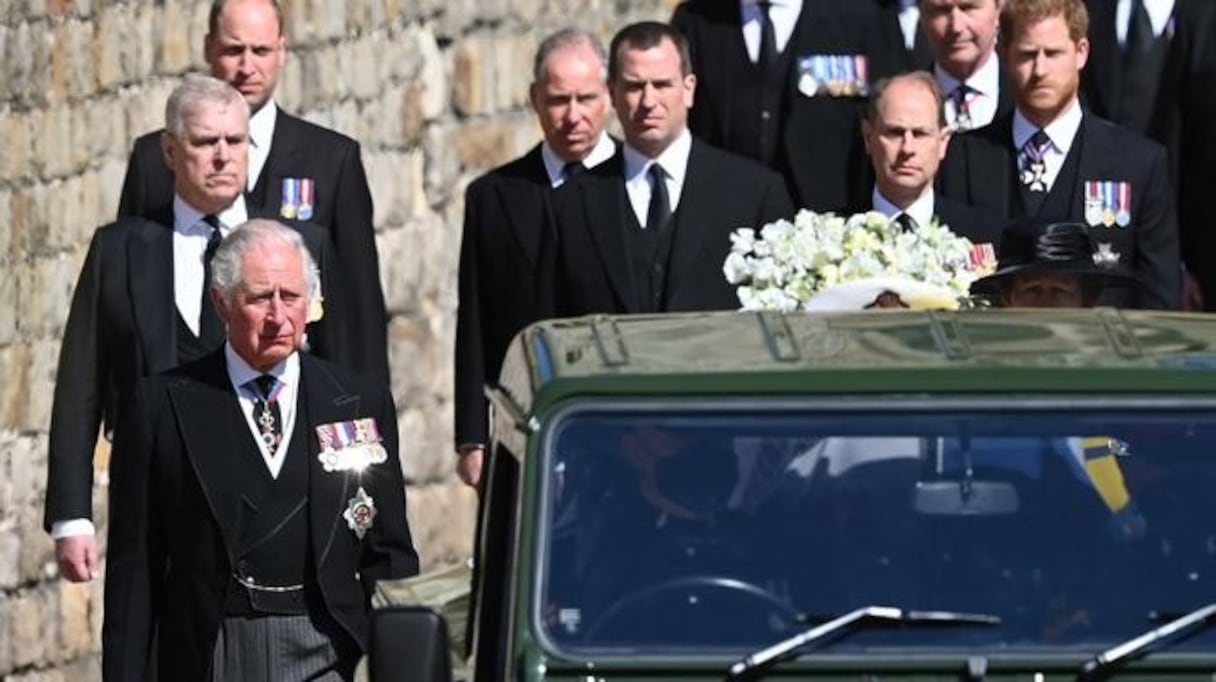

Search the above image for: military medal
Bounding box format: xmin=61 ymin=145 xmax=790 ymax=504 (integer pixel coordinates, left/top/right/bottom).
xmin=343 ymin=486 xmax=377 ymax=539
xmin=280 ymin=178 xmax=300 ymax=219
xmin=1084 ymin=181 xmax=1104 ymax=226
xmin=797 ymin=55 xmax=821 ymax=97
xmin=316 ymin=418 xmax=389 ymax=472
xmin=1021 ymin=160 xmax=1047 ymax=192
xmin=297 ymin=178 xmax=315 ymax=221
xmin=1115 ymin=181 xmax=1131 ymax=227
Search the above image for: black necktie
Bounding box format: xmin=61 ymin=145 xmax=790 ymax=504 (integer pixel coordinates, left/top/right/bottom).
xmin=1124 ymin=0 xmax=1153 ymax=58
xmin=894 ymin=213 xmax=917 ymax=233
xmin=1020 ymin=129 xmax=1051 ymax=192
xmin=250 ymin=375 xmax=283 ymax=450
xmin=198 ymin=215 xmax=223 ymax=345
xmin=646 ymin=163 xmax=671 ymax=231
xmin=562 ymin=161 xmax=585 ymax=183
xmin=757 ymin=0 xmax=778 ymax=70
xmin=951 ymin=85 xmax=973 ymax=131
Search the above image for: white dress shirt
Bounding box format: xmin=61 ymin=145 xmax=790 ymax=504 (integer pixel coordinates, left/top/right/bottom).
xmin=225 ymin=344 xmax=301 ymax=479
xmin=541 ymin=133 xmax=617 ymax=189
xmin=1116 ymin=0 xmax=1175 ymax=45
xmin=898 ymin=0 xmax=920 ymax=51
xmin=622 ymin=129 xmax=694 ymax=229
xmin=873 ymin=186 xmax=936 ymax=230
xmin=740 ymin=0 xmax=803 ymax=62
xmin=935 ymin=53 xmax=1002 ymax=130
xmin=248 ymin=100 xmax=278 ymax=191
xmin=1011 ymin=99 xmax=1084 ymax=193
xmin=172 ymin=194 xmax=248 ymax=335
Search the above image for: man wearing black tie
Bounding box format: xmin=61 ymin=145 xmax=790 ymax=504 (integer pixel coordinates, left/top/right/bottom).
xmin=550 ymin=21 xmax=793 ymax=316
xmin=45 ymin=75 xmax=347 ymax=583
xmin=857 ymin=72 xmax=1004 ymax=244
xmin=453 ymin=28 xmax=616 ymax=487
xmin=920 ymin=0 xmax=1014 ymax=131
xmin=671 ymin=0 xmax=879 ymax=211
xmin=103 ymin=220 xmax=417 ymax=681
xmin=938 ymin=0 xmax=1179 ymax=309
xmin=1081 ymin=0 xmax=1216 ymax=309
xmin=117 ymin=0 xmax=389 ymax=380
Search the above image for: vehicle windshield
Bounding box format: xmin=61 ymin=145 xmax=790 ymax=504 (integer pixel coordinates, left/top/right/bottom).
xmin=536 ymin=401 xmax=1216 ymax=658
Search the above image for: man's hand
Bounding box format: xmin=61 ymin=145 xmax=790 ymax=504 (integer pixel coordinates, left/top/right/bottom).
xmin=456 ymin=447 xmax=484 ymax=488
xmin=56 ymin=535 xmax=99 ymax=582
xmin=1182 ymin=270 xmax=1205 ymax=311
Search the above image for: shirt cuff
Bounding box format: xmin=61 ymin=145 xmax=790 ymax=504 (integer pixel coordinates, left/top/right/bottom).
xmin=51 ymin=519 xmax=96 ymax=539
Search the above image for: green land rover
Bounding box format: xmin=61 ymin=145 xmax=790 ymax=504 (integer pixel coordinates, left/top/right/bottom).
xmin=372 ymin=308 xmax=1216 ymax=681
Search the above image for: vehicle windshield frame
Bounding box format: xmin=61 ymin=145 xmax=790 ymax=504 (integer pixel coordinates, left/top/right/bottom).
xmin=527 ymin=393 xmax=1216 ymax=665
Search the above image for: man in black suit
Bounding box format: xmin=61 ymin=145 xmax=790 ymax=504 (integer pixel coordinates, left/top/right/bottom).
xmin=550 ymin=21 xmax=793 ymax=317
xmin=920 ymin=0 xmax=1014 ymax=131
xmin=46 ymin=75 xmax=349 ymax=584
xmin=117 ymin=0 xmax=389 ymax=380
xmin=858 ymin=71 xmax=1004 ymax=245
xmin=938 ymin=0 xmax=1179 ymax=309
xmin=1081 ymin=0 xmax=1216 ymax=309
xmin=453 ymin=28 xmax=616 ymax=487
xmin=671 ymin=0 xmax=879 ymax=211
xmin=103 ymin=220 xmax=417 ymax=682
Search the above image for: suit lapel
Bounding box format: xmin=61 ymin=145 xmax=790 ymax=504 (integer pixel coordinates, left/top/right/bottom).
xmin=168 ymin=352 xmax=243 ymax=552
xmin=1063 ymin=116 xmax=1101 ymax=219
xmin=128 ymin=209 xmax=178 ymax=375
xmin=1085 ymin=1 xmax=1121 ymax=116
xmin=502 ymin=146 xmax=549 ymax=270
xmin=578 ymin=156 xmax=639 ymax=312
xmin=974 ymin=118 xmax=1017 ymax=217
xmin=665 ymin=141 xmax=717 ymax=302
xmin=249 ymin=112 xmax=304 ymax=214
xmin=299 ymin=354 xmax=361 ymax=570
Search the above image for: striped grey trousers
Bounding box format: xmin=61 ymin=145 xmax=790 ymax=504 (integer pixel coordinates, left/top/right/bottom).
xmin=211 ymin=614 xmax=359 ymax=682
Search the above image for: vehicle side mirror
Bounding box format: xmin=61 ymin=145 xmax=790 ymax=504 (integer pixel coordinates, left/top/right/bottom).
xmin=913 ymin=480 xmax=1020 ymax=516
xmin=369 ymin=605 xmax=453 ymax=682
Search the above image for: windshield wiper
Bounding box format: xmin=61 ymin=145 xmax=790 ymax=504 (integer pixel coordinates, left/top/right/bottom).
xmin=725 ymin=605 xmax=1000 ymax=681
xmin=1077 ymin=602 xmax=1216 ymax=680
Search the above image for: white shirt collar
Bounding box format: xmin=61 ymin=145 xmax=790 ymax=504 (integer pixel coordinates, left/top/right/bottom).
xmin=872 ymin=186 xmax=936 ymax=229
xmin=249 ymin=100 xmax=278 ymax=151
xmin=934 ymin=49 xmax=1000 ymax=99
xmin=1012 ymin=98 xmax=1084 ymax=154
xmin=541 ymin=133 xmax=616 ymax=188
xmin=172 ymin=193 xmax=249 ymax=236
xmin=225 ymin=343 xmax=299 ymax=396
xmin=622 ymin=128 xmax=693 ymax=188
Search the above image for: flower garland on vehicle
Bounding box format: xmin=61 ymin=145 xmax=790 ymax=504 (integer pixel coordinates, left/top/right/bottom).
xmin=723 ymin=210 xmax=996 ymax=311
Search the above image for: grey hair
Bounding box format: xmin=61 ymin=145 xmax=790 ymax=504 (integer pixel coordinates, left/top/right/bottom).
xmin=164 ymin=73 xmax=250 ymax=138
xmin=532 ymin=27 xmax=608 ymax=83
xmin=209 ymin=219 xmax=320 ymax=305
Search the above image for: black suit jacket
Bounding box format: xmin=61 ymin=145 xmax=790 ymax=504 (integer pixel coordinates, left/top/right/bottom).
xmin=938 ymin=111 xmax=1180 ymax=309
xmin=850 ymin=193 xmax=1007 ymax=246
xmin=454 ymin=144 xmax=556 ymax=448
xmin=44 ymin=206 xmax=348 ymax=530
xmin=117 ymin=110 xmax=389 ymax=380
xmin=869 ymin=0 xmax=932 ymax=77
xmin=102 ymin=351 xmax=418 ymax=682
xmin=1083 ymin=0 xmax=1216 ymax=307
xmin=550 ymin=139 xmax=794 ymax=315
xmin=672 ymin=0 xmax=880 ymax=212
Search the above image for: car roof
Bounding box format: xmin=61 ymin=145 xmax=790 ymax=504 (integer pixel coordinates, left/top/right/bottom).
xmin=493 ymin=309 xmax=1216 ymax=417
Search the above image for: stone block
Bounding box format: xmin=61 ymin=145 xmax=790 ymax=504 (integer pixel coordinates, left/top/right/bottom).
xmin=10 ymin=590 xmax=50 ymax=668
xmin=93 ymin=7 xmax=124 ymax=90
xmin=57 ymin=580 xmax=94 ymax=660
xmin=18 ymin=253 xmax=78 ymax=337
xmin=451 ymin=38 xmax=482 ymax=118
xmin=130 ymin=3 xmax=160 ymax=81
xmin=31 ymin=104 xmax=75 ymax=181
xmin=413 ymin=28 xmax=447 ymax=124
xmin=98 ymin=158 xmax=128 ymax=224
xmin=365 ymin=150 xmax=423 ymax=229
xmin=404 ymin=482 xmax=477 ymax=569
xmin=316 ymin=0 xmax=348 ymax=42
xmin=159 ymin=2 xmax=194 ymax=74
xmin=0 ymin=109 xmax=32 ymax=184
xmin=344 ymin=35 xmax=384 ymax=102
xmin=0 ymin=525 xmax=20 ymax=591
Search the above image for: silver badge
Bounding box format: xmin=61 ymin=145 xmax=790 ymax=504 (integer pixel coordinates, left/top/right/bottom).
xmin=1093 ymin=242 xmax=1121 ymax=269
xmin=343 ymin=486 xmax=377 ymax=539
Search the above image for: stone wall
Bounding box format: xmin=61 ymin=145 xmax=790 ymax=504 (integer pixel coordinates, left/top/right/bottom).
xmin=0 ymin=0 xmax=668 ymax=678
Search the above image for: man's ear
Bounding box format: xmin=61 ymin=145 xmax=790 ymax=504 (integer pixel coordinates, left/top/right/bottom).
xmin=861 ymin=119 xmax=873 ymax=155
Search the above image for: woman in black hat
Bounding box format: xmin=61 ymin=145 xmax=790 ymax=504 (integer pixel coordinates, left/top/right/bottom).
xmin=969 ymin=221 xmax=1137 ymax=308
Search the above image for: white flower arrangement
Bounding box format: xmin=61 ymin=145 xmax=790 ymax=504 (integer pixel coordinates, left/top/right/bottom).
xmin=723 ymin=210 xmax=995 ymax=311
